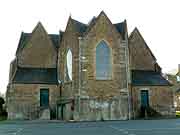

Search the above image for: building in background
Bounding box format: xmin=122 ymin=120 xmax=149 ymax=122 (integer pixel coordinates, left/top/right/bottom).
xmin=166 ymin=65 xmax=180 ymax=111
xmin=6 ymin=11 xmax=174 ymax=120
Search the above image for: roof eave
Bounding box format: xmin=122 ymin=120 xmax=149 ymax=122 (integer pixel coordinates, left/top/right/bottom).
xmin=131 ymin=84 xmax=172 ymax=86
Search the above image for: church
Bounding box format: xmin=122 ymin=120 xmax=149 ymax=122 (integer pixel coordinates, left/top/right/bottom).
xmin=6 ymin=11 xmax=174 ymax=120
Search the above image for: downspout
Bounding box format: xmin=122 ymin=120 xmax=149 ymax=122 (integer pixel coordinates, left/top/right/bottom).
xmin=130 ymin=83 xmax=135 ymax=119
xmin=56 ymin=32 xmax=59 ymax=120
xmin=57 ymin=32 xmax=62 ymax=99
xmin=78 ymin=37 xmax=82 ymax=114
xmin=124 ymin=21 xmax=131 ymax=120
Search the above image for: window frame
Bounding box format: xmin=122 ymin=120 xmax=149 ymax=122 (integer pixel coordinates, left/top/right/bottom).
xmin=40 ymin=88 xmax=49 ymax=108
xmin=95 ymin=40 xmax=113 ymax=80
xmin=64 ymin=49 xmax=73 ymax=82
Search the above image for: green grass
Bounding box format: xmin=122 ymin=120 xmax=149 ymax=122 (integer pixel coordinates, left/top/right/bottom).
xmin=176 ymin=111 xmax=180 ymax=118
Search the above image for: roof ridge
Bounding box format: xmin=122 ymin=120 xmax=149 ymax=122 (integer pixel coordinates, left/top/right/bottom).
xmin=23 ymin=32 xmax=59 ymax=36
xmin=83 ymin=11 xmax=122 ymax=37
xmin=71 ymin=18 xmax=87 ymax=26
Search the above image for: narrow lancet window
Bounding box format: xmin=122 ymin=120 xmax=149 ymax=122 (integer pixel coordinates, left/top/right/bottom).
xmin=65 ymin=49 xmax=72 ymax=81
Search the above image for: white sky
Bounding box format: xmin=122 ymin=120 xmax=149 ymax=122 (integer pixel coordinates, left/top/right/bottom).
xmin=0 ymin=0 xmax=180 ymax=93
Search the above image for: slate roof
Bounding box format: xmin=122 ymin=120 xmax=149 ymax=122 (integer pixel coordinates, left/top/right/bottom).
xmin=71 ymin=17 xmax=126 ymax=38
xmin=12 ymin=67 xmax=58 ymax=84
xmin=114 ymin=22 xmax=126 ymax=40
xmin=16 ymin=32 xmax=60 ymax=55
xmin=16 ymin=13 xmax=126 ymax=56
xmin=16 ymin=33 xmax=30 ymax=55
xmin=82 ymin=17 xmax=97 ymax=35
xmin=71 ymin=19 xmax=87 ymax=34
xmin=131 ymin=70 xmax=171 ymax=86
xmin=49 ymin=34 xmax=60 ymax=49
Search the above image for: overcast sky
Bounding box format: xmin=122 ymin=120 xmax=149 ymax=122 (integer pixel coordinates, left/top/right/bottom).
xmin=0 ymin=0 xmax=180 ymax=93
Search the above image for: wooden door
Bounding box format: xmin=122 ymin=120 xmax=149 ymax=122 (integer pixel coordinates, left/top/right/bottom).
xmin=141 ymin=90 xmax=149 ymax=108
xmin=40 ymin=89 xmax=49 ymax=107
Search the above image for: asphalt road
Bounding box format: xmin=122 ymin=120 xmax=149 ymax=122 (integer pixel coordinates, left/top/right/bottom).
xmin=1 ymin=119 xmax=180 ymax=135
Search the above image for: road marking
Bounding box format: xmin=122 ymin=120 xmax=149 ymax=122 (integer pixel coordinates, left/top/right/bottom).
xmin=123 ymin=131 xmax=129 ymax=134
xmin=109 ymin=126 xmax=136 ymax=135
xmin=17 ymin=128 xmax=23 ymax=134
xmin=109 ymin=125 xmax=125 ymax=132
xmin=126 ymin=127 xmax=180 ymax=131
xmin=8 ymin=128 xmax=23 ymax=135
xmin=109 ymin=125 xmax=180 ymax=135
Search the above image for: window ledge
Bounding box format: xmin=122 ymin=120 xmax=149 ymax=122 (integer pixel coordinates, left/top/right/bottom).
xmin=64 ymin=81 xmax=73 ymax=84
xmin=95 ymin=79 xmax=113 ymax=81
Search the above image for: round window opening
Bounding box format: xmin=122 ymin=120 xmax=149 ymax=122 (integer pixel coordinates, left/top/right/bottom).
xmin=66 ymin=49 xmax=72 ymax=80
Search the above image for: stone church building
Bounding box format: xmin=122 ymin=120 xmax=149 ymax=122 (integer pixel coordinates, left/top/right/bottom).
xmin=6 ymin=11 xmax=174 ymax=120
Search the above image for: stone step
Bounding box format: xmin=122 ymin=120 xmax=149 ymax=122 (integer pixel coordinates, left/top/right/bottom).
xmin=39 ymin=108 xmax=50 ymax=120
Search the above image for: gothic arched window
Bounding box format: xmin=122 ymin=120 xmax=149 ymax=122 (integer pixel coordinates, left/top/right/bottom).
xmin=65 ymin=49 xmax=72 ymax=81
xmin=96 ymin=40 xmax=112 ymax=80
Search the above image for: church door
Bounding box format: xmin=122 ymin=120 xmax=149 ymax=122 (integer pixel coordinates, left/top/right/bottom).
xmin=40 ymin=89 xmax=49 ymax=107
xmin=141 ymin=90 xmax=149 ymax=108
xmin=140 ymin=90 xmax=149 ymax=117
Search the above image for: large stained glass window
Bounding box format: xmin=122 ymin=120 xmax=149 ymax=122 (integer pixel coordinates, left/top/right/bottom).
xmin=96 ymin=40 xmax=112 ymax=80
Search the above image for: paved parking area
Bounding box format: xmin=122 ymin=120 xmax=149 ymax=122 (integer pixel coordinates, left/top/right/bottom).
xmin=1 ymin=119 xmax=180 ymax=135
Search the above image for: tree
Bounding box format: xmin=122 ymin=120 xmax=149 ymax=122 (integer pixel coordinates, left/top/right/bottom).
xmin=0 ymin=97 xmax=5 ymax=114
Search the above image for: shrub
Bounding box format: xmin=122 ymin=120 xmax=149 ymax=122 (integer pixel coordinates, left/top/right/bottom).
xmin=0 ymin=97 xmax=7 ymax=121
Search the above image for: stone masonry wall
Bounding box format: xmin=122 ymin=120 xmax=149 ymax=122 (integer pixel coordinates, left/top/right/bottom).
xmin=131 ymin=86 xmax=175 ymax=118
xmin=6 ymin=84 xmax=60 ymax=120
xmin=79 ymin=13 xmax=127 ymax=98
xmin=73 ymin=13 xmax=129 ymax=120
xmin=57 ymin=13 xmax=129 ymax=121
xmin=58 ymin=18 xmax=80 ymax=98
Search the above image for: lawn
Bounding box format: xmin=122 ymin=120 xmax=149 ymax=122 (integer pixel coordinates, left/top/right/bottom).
xmin=176 ymin=111 xmax=180 ymax=118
